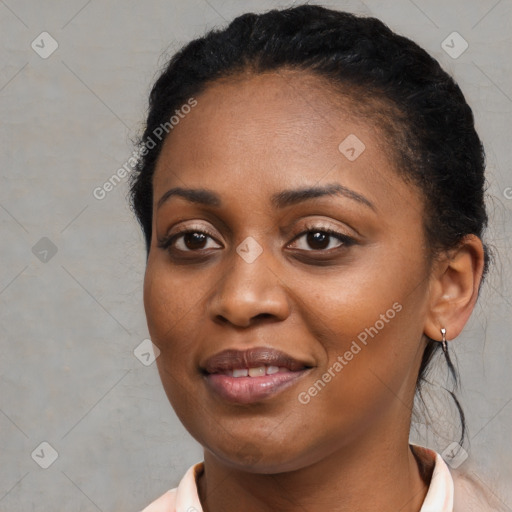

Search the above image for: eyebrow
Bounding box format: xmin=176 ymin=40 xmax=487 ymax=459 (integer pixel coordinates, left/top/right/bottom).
xmin=156 ymin=183 xmax=375 ymax=211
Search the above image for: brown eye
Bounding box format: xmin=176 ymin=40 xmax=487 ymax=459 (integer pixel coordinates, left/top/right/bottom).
xmin=157 ymin=228 xmax=222 ymax=253
xmin=306 ymin=231 xmax=331 ymax=250
xmin=289 ymin=226 xmax=355 ymax=252
xmin=181 ymin=232 xmax=208 ymax=251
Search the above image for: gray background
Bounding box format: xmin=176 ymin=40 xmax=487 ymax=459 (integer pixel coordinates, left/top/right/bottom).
xmin=1 ymin=0 xmax=511 ymax=510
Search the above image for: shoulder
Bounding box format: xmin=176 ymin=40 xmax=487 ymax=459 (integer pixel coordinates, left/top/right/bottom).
xmin=140 ymin=488 xmax=177 ymax=512
xmin=451 ymin=469 xmax=508 ymax=512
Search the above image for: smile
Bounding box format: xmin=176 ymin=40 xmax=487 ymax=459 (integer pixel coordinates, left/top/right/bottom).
xmin=204 ymin=368 xmax=311 ymax=404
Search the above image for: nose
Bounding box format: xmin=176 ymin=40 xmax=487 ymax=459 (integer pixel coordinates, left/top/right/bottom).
xmin=208 ymin=242 xmax=291 ymax=328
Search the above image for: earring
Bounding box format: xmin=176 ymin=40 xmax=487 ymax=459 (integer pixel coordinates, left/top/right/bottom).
xmin=440 ymin=327 xmax=448 ymax=354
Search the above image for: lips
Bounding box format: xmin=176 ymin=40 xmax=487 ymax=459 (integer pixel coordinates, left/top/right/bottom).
xmin=201 ymin=347 xmax=312 ymax=374
xmin=201 ymin=347 xmax=313 ymax=404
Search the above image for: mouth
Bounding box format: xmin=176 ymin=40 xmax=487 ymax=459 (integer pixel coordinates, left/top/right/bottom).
xmin=201 ymin=346 xmax=312 ymax=374
xmin=211 ymin=365 xmax=302 ymax=377
xmin=200 ymin=347 xmax=314 ymax=404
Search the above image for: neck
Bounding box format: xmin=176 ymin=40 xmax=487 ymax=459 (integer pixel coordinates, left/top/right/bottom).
xmin=197 ymin=432 xmax=431 ymax=512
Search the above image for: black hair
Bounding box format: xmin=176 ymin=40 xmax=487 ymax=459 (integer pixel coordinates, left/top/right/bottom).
xmin=128 ymin=4 xmax=490 ymax=447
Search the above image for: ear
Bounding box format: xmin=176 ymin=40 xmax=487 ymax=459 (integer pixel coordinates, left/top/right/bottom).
xmin=424 ymin=235 xmax=485 ymax=343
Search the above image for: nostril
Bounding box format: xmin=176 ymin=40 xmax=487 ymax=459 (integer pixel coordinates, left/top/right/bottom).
xmin=255 ymin=313 xmax=272 ymax=320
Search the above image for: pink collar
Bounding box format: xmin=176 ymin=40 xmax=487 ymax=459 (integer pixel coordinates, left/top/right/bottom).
xmin=412 ymin=444 xmax=454 ymax=511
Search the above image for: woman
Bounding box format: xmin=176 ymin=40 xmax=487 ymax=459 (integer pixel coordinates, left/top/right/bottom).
xmin=130 ymin=5 xmax=503 ymax=511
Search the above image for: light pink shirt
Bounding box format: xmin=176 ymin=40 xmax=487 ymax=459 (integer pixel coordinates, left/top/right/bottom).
xmin=141 ymin=445 xmax=454 ymax=512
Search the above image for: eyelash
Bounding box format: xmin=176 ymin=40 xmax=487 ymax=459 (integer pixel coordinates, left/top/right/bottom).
xmin=291 ymin=223 xmax=355 ymax=252
xmin=157 ymin=223 xmax=356 ymax=256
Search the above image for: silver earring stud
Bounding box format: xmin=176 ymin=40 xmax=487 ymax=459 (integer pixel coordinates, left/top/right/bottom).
xmin=440 ymin=327 xmax=447 ymax=354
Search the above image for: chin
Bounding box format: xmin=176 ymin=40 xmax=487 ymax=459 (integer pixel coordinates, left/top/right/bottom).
xmin=203 ymin=439 xmax=321 ymax=475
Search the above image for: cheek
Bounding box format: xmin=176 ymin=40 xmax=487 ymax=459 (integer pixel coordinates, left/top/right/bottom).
xmin=296 ymin=253 xmax=426 ymax=352
xmin=293 ymin=251 xmax=428 ymax=406
xmin=143 ymin=260 xmax=201 ymax=341
xmin=291 ymin=300 xmax=425 ymax=454
xmin=320 ymin=303 xmax=424 ymax=393
xmin=143 ymin=263 xmax=205 ymax=419
xmin=143 ymin=262 xmax=204 ymax=389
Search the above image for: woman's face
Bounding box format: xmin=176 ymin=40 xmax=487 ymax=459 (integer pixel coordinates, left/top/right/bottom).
xmin=144 ymin=71 xmax=435 ymax=473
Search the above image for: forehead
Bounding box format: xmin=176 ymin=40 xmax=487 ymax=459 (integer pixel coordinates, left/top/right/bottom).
xmin=152 ymin=70 xmax=420 ymax=218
